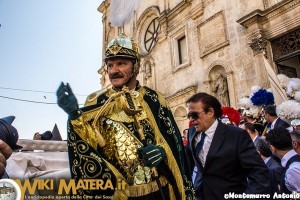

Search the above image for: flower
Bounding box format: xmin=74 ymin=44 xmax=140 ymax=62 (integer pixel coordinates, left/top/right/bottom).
xmin=250 ymin=88 xmax=274 ymax=106
xmin=221 ymin=106 xmax=241 ymax=125
xmin=277 ymin=100 xmax=300 ymax=120
xmin=239 ymin=97 xmax=252 ymax=109
xmin=277 ymin=74 xmax=290 ymax=88
xmin=251 ymin=85 xmax=262 ymax=94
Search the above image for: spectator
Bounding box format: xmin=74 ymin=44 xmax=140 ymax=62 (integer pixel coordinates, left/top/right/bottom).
xmin=241 ymin=122 xmax=261 ymax=142
xmin=182 ymin=128 xmax=189 ymax=146
xmin=290 ymin=130 xmax=300 ymax=155
xmin=33 ymin=131 xmax=53 ymax=140
xmin=0 ymin=116 xmax=22 ymax=178
xmin=186 ymin=92 xmax=270 ymax=199
xmin=266 ymin=127 xmax=300 ymax=193
xmin=254 ymin=139 xmax=283 ymax=196
xmin=263 ymin=105 xmax=292 ymax=133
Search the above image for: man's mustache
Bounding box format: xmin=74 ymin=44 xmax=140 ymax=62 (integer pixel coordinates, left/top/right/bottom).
xmin=110 ymin=73 xmax=124 ymax=79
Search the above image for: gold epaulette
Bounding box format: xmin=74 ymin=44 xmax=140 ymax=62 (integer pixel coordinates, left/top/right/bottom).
xmin=85 ymin=88 xmax=108 ymax=107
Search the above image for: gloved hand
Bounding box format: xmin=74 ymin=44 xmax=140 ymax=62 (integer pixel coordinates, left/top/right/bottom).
xmin=137 ymin=144 xmax=166 ymax=167
xmin=56 ymin=82 xmax=81 ymax=120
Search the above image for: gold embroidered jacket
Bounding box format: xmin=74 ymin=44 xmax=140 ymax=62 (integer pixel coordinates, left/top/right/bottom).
xmin=67 ymin=85 xmax=195 ymax=200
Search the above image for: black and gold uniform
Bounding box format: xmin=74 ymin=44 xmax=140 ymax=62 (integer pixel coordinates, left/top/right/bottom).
xmin=67 ymin=83 xmax=195 ymax=199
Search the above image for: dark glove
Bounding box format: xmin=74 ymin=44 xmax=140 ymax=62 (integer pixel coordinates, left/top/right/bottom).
xmin=56 ymin=82 xmax=81 ymax=120
xmin=137 ymin=144 xmax=166 ymax=167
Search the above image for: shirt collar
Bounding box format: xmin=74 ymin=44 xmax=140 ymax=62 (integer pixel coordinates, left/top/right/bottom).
xmin=205 ymin=119 xmax=218 ymax=139
xmin=281 ymin=149 xmax=297 ymax=167
xmin=264 ymin=157 xmax=271 ymax=164
xmin=271 ymin=117 xmax=279 ymax=129
xmin=252 ymin=135 xmax=259 ymax=142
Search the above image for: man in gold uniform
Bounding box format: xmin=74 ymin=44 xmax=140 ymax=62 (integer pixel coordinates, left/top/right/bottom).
xmin=57 ymin=34 xmax=195 ymax=200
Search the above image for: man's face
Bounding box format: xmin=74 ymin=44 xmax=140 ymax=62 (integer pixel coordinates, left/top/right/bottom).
xmin=187 ymin=101 xmax=216 ymax=133
xmin=182 ymin=129 xmax=188 ymax=138
xmin=269 ymin=144 xmax=278 ymax=157
xmin=264 ymin=113 xmax=271 ymax=123
xmin=291 ymin=135 xmax=300 ymax=153
xmin=107 ymin=58 xmax=134 ymax=88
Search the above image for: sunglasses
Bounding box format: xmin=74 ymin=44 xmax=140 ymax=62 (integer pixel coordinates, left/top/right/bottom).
xmin=187 ymin=110 xmax=205 ymax=120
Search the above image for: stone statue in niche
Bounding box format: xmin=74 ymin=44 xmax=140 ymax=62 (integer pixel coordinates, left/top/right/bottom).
xmin=213 ymin=72 xmax=230 ymax=106
xmin=144 ymin=62 xmax=152 ymax=79
xmin=143 ymin=61 xmax=153 ymax=88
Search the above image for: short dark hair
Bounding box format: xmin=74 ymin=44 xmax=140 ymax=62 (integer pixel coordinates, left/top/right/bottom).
xmin=265 ymin=127 xmax=292 ymax=151
xmin=41 ymin=131 xmax=53 ymax=140
xmin=254 ymin=139 xmax=272 ymax=157
xmin=290 ymin=130 xmax=300 ymax=143
xmin=243 ymin=122 xmax=256 ymax=134
xmin=264 ymin=105 xmax=277 ymax=117
xmin=186 ymin=92 xmax=222 ymax=118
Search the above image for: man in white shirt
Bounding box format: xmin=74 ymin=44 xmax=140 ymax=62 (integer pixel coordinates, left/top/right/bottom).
xmin=264 ymin=105 xmax=292 ymax=132
xmin=186 ymin=92 xmax=270 ymax=200
xmin=266 ymin=127 xmax=300 ymax=193
xmin=291 ymin=130 xmax=300 ymax=155
xmin=254 ymin=139 xmax=283 ymax=196
xmin=241 ymin=122 xmax=261 ymax=142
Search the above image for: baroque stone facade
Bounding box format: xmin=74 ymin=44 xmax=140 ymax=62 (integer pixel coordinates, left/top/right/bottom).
xmin=98 ymin=0 xmax=300 ymax=132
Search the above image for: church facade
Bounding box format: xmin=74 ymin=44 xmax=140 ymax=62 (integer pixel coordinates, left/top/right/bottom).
xmin=98 ymin=0 xmax=300 ymax=132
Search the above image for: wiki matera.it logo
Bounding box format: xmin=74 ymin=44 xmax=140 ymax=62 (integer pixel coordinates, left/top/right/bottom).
xmin=0 ymin=179 xmax=21 ymax=200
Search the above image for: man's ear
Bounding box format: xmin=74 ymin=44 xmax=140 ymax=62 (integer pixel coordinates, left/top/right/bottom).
xmin=269 ymin=144 xmax=276 ymax=153
xmin=257 ymin=150 xmax=261 ymax=156
xmin=208 ymin=107 xmax=215 ymax=118
xmin=292 ymin=141 xmax=298 ymax=149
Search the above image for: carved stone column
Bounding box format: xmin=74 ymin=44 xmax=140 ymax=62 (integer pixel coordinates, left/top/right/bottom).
xmin=247 ymin=32 xmax=270 ymax=87
xmin=226 ymin=71 xmax=236 ymax=108
xmin=248 ymin=32 xmax=268 ymax=56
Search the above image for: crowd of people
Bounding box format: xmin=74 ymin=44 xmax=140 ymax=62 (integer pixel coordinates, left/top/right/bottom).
xmin=181 ymin=101 xmax=300 ymax=199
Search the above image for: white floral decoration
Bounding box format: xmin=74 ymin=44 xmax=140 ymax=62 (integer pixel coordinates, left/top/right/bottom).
xmin=294 ymin=91 xmax=300 ymax=103
xmin=286 ymin=78 xmax=300 ymax=96
xmin=248 ymin=106 xmax=261 ymax=119
xmin=277 ymin=100 xmax=300 ymax=120
xmin=239 ymin=97 xmax=252 ymax=109
xmin=251 ymin=85 xmax=262 ymax=94
xmin=277 ymin=74 xmax=290 ymax=88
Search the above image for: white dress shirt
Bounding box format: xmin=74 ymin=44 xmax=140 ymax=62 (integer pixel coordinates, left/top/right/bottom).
xmin=194 ymin=119 xmax=218 ymax=166
xmin=281 ymin=149 xmax=300 ymax=192
xmin=264 ymin=157 xmax=271 ymax=165
xmin=271 ymin=118 xmax=278 ymax=129
xmin=271 ymin=118 xmax=293 ymax=132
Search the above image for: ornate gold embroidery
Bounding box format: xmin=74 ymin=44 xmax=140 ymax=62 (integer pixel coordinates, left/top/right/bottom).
xmin=68 ymin=130 xmax=104 ymax=179
xmin=138 ymin=87 xmax=187 ymax=199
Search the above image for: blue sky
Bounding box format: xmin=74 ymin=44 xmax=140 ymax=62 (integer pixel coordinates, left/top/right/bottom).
xmin=0 ymin=0 xmax=103 ymax=140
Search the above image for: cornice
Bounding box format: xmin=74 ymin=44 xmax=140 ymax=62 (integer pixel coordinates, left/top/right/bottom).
xmin=237 ymin=0 xmax=299 ymax=28
xmin=190 ymin=3 xmax=204 ymax=20
xmin=167 ymin=0 xmax=191 ymax=20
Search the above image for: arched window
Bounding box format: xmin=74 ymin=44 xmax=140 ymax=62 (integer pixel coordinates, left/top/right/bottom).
xmin=144 ymin=17 xmax=160 ymax=52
